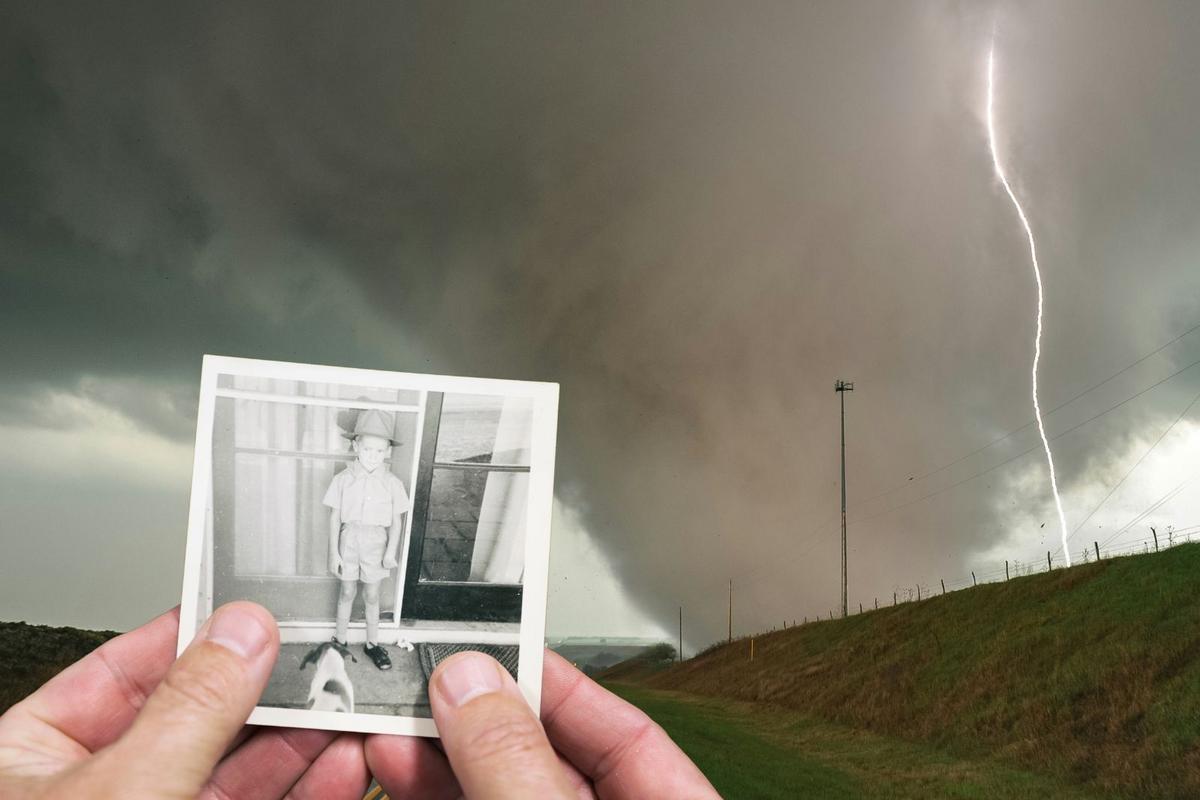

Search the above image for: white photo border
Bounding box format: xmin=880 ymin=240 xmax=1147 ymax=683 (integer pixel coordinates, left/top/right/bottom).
xmin=178 ymin=354 xmax=559 ymax=737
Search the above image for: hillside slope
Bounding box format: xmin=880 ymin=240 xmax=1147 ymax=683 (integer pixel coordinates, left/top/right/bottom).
xmin=638 ymin=544 xmax=1200 ymax=799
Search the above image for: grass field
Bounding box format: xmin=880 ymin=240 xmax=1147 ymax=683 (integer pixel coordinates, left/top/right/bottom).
xmin=618 ymin=543 xmax=1200 ymax=798
xmin=609 ymin=683 xmax=1120 ymax=799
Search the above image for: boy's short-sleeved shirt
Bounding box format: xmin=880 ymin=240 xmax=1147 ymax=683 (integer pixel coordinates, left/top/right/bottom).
xmin=323 ymin=460 xmax=410 ymax=526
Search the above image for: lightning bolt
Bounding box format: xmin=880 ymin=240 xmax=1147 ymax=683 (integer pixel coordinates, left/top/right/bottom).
xmin=986 ymin=43 xmax=1072 ymax=567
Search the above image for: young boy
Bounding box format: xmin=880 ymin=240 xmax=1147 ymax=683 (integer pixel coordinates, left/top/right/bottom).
xmin=322 ymin=408 xmax=410 ymax=670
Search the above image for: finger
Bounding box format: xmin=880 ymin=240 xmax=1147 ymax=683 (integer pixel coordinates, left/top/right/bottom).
xmin=365 ymin=733 xmax=461 ymax=799
xmin=282 ymin=733 xmax=370 ymax=800
xmin=0 ymin=607 xmax=180 ymax=758
xmin=539 ymin=650 xmax=718 ymax=798
xmin=197 ymin=728 xmax=336 ymax=800
xmin=84 ymin=602 xmax=279 ymax=798
xmin=220 ymin=726 xmax=258 ymax=762
xmin=554 ymin=751 xmax=597 ymax=799
xmin=430 ymin=652 xmax=575 ymax=800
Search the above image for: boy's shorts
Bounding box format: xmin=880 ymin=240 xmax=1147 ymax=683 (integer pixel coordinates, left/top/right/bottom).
xmin=337 ymin=523 xmax=389 ymax=584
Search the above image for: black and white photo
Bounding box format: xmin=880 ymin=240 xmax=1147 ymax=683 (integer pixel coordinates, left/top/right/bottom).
xmin=178 ymin=355 xmax=558 ymax=736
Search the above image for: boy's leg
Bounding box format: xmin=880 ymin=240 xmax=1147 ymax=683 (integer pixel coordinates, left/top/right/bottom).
xmin=362 ymin=581 xmax=391 ymax=670
xmin=363 ymin=580 xmax=381 ymax=644
xmin=335 ymin=579 xmax=357 ymax=643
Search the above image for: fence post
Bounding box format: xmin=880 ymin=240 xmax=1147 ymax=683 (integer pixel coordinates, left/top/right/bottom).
xmin=940 ymin=579 xmax=946 ymax=594
xmin=971 ymin=571 xmax=977 ymax=586
xmin=893 ymin=591 xmax=897 ymax=606
xmin=1005 ymin=560 xmax=1010 ymax=581
xmin=803 ymin=616 xmax=807 ymax=624
xmin=1094 ymin=541 xmax=1100 ymax=561
xmin=1047 ymin=550 xmax=1052 ymax=571
xmin=750 ymin=637 xmax=755 ymax=661
xmin=874 ymin=597 xmax=879 ymax=610
xmin=859 ymin=602 xmax=863 ymax=614
xmin=1152 ymin=526 xmax=1159 ymax=552
xmin=916 ymin=585 xmax=922 ymax=601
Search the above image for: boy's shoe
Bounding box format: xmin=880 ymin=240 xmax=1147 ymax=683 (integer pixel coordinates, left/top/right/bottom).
xmin=364 ymin=643 xmax=392 ymax=670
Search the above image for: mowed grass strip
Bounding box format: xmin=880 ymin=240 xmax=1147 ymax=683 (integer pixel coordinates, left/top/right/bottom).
xmin=641 ymin=543 xmax=1200 ymax=798
xmin=609 ymin=683 xmax=1117 ymax=799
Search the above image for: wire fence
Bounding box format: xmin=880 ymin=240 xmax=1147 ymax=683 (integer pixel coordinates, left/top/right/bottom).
xmin=686 ymin=524 xmax=1200 ymax=661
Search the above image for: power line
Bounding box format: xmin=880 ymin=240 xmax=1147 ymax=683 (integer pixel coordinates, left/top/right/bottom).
xmin=853 ymin=319 xmax=1200 ymax=511
xmin=678 ymin=322 xmax=1200 ymax=639
xmin=1056 ymin=385 xmax=1200 ymax=553
xmin=849 ymin=357 xmax=1200 ymax=527
xmin=1098 ymin=474 xmax=1197 ymax=550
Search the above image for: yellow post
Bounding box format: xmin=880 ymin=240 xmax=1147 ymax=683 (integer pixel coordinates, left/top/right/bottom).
xmin=750 ymin=637 xmax=755 ymax=661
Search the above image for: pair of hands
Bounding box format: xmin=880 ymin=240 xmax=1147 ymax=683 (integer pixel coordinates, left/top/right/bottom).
xmin=0 ymin=602 xmax=720 ymax=799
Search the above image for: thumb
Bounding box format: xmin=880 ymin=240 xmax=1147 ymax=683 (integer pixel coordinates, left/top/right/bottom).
xmin=90 ymin=602 xmax=279 ymax=798
xmin=430 ymin=652 xmax=575 ymax=800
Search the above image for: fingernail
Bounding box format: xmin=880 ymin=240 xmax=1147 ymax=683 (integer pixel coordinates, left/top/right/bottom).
xmin=205 ymin=605 xmax=271 ymax=660
xmin=435 ymin=653 xmax=506 ymax=708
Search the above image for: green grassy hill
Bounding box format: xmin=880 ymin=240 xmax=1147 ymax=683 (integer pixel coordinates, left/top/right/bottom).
xmin=627 ymin=544 xmax=1200 ymax=798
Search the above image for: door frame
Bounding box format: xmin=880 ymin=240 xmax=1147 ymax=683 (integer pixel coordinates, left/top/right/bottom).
xmin=401 ymin=391 xmax=524 ymax=622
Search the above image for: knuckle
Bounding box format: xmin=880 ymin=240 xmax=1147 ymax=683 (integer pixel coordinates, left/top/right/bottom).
xmin=158 ymin=648 xmax=243 ymax=716
xmin=458 ymin=711 xmax=547 ymax=767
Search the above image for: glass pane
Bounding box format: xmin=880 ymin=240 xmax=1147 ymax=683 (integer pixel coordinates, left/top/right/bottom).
xmin=435 ymin=394 xmax=533 ymax=466
xmin=420 ymin=467 xmax=529 ymax=584
xmin=217 ymin=374 xmax=420 ymax=406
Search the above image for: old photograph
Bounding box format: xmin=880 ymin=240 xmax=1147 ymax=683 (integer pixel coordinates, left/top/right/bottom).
xmin=178 ymin=355 xmax=558 ymax=736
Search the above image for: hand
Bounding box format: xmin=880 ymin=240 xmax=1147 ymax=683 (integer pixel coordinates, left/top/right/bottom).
xmin=365 ymin=649 xmax=720 ymax=799
xmin=329 ymin=554 xmax=344 ymax=576
xmin=0 ymin=603 xmax=369 ymax=800
xmin=381 ymin=554 xmax=399 ymax=570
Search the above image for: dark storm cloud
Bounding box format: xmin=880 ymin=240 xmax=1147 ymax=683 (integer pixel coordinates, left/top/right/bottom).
xmin=1 ymin=7 xmax=426 ymax=435
xmin=3 ymin=1 xmax=1198 ymax=642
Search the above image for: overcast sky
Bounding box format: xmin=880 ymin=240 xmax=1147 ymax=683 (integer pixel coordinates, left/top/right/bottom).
xmin=2 ymin=1 xmax=1198 ymax=647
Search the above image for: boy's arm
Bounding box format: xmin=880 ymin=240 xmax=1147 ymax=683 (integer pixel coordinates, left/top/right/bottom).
xmin=328 ymin=506 xmax=342 ymax=575
xmin=383 ymin=479 xmax=408 ymax=569
xmin=383 ymin=509 xmax=403 ymax=569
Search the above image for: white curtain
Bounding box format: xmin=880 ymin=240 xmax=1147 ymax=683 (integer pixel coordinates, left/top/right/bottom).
xmin=230 ymin=377 xmax=341 ymax=577
xmin=468 ymin=397 xmax=532 ymax=583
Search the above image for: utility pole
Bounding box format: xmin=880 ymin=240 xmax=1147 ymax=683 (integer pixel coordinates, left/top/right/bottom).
xmin=835 ymin=379 xmax=854 ymax=619
xmin=678 ymin=606 xmax=683 ymax=662
xmin=727 ymin=580 xmax=732 ymax=643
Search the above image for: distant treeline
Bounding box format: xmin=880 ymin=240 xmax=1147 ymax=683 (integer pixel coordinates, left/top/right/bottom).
xmin=0 ymin=621 xmax=120 ymax=715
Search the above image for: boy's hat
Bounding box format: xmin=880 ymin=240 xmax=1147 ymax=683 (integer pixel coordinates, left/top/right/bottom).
xmin=339 ymin=407 xmax=402 ymax=446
